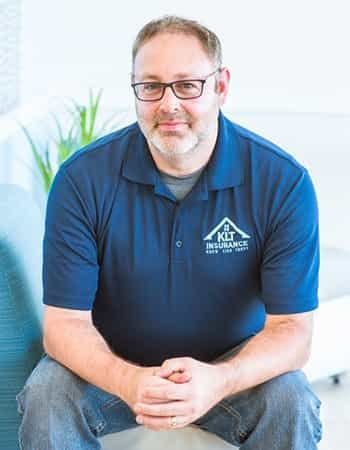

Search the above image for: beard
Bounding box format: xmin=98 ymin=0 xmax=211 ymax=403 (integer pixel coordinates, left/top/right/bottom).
xmin=138 ymin=114 xmax=210 ymax=160
xmin=149 ymin=128 xmax=200 ymax=158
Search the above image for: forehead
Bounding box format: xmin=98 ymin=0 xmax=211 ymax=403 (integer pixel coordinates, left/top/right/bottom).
xmin=133 ymin=33 xmax=214 ymax=80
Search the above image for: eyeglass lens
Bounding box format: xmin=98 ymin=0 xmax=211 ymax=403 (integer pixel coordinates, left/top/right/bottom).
xmin=135 ymin=80 xmax=203 ymax=100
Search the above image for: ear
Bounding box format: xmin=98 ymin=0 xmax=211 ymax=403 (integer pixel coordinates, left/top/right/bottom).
xmin=215 ymin=67 xmax=230 ymax=106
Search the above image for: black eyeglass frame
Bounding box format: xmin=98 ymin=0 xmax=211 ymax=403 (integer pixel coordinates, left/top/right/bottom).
xmin=131 ymin=67 xmax=221 ymax=102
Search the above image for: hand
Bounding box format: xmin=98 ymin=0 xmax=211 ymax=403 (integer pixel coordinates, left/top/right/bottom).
xmin=118 ymin=364 xmax=191 ymax=416
xmin=134 ymin=357 xmax=228 ymax=431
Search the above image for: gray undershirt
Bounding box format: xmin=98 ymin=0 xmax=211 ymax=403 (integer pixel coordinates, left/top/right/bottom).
xmin=159 ymin=166 xmax=205 ymax=201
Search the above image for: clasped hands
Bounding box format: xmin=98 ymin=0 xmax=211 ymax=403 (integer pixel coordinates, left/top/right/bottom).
xmin=124 ymin=357 xmax=229 ymax=431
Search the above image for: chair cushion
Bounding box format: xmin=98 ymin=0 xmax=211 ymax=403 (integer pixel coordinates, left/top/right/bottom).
xmin=100 ymin=426 xmax=237 ymax=450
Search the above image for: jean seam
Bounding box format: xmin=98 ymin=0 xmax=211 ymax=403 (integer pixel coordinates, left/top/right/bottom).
xmin=218 ymin=400 xmax=248 ymax=444
xmin=82 ymin=400 xmax=107 ymax=437
xmin=16 ymin=386 xmax=29 ymax=415
xmin=19 ymin=433 xmax=24 ymax=450
xmin=100 ymin=396 xmax=123 ymax=410
xmin=218 ymin=400 xmax=241 ymax=420
xmin=92 ymin=420 xmax=106 ymax=435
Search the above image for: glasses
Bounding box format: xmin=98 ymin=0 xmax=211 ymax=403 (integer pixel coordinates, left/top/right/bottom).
xmin=131 ymin=68 xmax=220 ymax=102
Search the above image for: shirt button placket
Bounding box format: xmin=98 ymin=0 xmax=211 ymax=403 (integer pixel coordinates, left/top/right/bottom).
xmin=172 ymin=207 xmax=184 ymax=262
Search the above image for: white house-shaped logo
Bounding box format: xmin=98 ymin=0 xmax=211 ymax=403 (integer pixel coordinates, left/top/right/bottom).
xmin=203 ymin=217 xmax=250 ymax=255
xmin=204 ymin=217 xmax=250 ymax=241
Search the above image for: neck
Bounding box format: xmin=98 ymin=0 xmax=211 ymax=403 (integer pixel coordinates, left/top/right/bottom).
xmin=150 ymin=150 xmax=212 ymax=177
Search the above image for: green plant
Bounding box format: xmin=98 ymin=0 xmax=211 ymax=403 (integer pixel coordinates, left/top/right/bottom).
xmin=20 ymin=89 xmax=117 ymax=194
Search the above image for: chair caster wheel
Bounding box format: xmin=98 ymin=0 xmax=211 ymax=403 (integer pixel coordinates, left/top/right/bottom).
xmin=331 ymin=374 xmax=341 ymax=385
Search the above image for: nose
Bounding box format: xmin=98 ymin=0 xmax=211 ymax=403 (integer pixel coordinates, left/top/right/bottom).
xmin=158 ymin=85 xmax=181 ymax=113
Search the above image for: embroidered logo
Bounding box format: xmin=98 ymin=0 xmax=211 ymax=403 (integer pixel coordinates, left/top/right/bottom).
xmin=203 ymin=217 xmax=251 ymax=255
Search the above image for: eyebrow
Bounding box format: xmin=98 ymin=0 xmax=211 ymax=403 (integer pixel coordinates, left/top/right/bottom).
xmin=136 ymin=72 xmax=201 ymax=81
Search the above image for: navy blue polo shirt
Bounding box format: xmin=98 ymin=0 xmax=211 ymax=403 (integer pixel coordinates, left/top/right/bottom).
xmin=43 ymin=111 xmax=319 ymax=366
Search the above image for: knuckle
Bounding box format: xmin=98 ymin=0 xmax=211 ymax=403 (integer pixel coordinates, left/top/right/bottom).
xmin=165 ymin=390 xmax=172 ymax=399
xmin=137 ymin=392 xmax=145 ymax=402
xmin=183 ymin=386 xmax=191 ymax=399
xmin=189 ymin=405 xmax=196 ymax=415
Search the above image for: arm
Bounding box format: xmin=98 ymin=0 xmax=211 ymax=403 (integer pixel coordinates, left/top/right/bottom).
xmin=42 ymin=168 xmax=136 ymax=397
xmin=43 ymin=305 xmax=190 ymax=410
xmin=132 ymin=311 xmax=314 ymax=430
xmin=44 ymin=302 xmax=195 ymax=431
xmin=42 ymin=169 xmax=191 ymax=414
xmin=216 ymin=311 xmax=314 ymax=398
xmin=215 ymin=170 xmax=319 ymax=396
xmin=43 ymin=305 xmax=137 ymax=397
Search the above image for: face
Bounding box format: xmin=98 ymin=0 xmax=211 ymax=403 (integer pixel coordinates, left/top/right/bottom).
xmin=132 ymin=33 xmax=229 ymax=163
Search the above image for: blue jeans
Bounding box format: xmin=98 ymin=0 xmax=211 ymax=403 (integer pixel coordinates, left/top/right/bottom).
xmin=16 ymin=345 xmax=322 ymax=449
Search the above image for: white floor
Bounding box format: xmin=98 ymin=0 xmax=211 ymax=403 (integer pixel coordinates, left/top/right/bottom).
xmin=313 ymin=371 xmax=350 ymax=449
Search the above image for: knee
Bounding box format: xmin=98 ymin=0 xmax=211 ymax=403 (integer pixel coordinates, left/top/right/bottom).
xmin=259 ymin=370 xmax=321 ymax=418
xmin=17 ymin=355 xmax=83 ymax=415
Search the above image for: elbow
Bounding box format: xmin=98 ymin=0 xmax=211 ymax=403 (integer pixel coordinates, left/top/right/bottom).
xmin=42 ymin=332 xmax=52 ymax=358
xmin=42 ymin=324 xmax=56 ymax=360
xmin=296 ymin=333 xmax=313 ymax=370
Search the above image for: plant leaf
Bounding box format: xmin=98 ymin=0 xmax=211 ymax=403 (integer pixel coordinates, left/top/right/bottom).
xmin=19 ymin=123 xmax=53 ymax=193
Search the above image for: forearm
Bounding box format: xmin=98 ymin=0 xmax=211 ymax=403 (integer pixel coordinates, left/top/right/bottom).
xmin=43 ymin=316 xmax=138 ymax=397
xmin=216 ymin=314 xmax=313 ymax=398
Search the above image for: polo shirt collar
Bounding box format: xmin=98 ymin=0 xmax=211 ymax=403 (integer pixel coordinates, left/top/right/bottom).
xmin=122 ymin=111 xmax=244 ymax=193
xmin=206 ymin=111 xmax=244 ymax=190
xmin=122 ymin=125 xmax=158 ymax=185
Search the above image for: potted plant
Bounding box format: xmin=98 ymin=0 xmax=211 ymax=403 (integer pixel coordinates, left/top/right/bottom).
xmin=20 ymin=89 xmax=118 ymax=194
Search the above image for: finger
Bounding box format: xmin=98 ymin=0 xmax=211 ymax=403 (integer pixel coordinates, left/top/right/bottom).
xmin=136 ymin=414 xmax=189 ymax=430
xmin=150 ymin=374 xmax=180 ymax=388
xmin=153 ymin=367 xmax=174 ymax=378
xmin=135 ymin=400 xmax=191 ymax=418
xmin=156 ymin=359 xmax=188 ymax=377
xmin=138 ymin=376 xmax=181 ymax=404
xmin=143 ymin=385 xmax=188 ymax=401
xmin=139 ymin=396 xmax=173 ymax=405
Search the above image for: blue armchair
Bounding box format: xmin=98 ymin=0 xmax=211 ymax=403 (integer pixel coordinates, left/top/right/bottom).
xmin=0 ymin=184 xmax=44 ymax=449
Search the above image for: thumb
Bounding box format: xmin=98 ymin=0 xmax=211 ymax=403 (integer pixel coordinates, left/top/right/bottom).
xmin=155 ymin=360 xmax=192 ymax=383
xmin=155 ymin=359 xmax=187 ymax=378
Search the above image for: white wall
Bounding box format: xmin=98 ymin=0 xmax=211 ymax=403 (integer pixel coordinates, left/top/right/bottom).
xmin=21 ymin=0 xmax=350 ymax=113
xmin=2 ymin=0 xmax=349 ymax=249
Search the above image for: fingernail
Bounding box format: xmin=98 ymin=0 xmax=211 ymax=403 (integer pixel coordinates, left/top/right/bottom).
xmin=136 ymin=415 xmax=143 ymax=424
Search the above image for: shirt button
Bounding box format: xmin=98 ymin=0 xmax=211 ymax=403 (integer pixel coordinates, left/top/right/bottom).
xmin=175 ymin=240 xmax=183 ymax=248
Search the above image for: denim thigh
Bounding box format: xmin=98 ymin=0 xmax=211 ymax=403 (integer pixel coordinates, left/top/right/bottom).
xmin=16 ymin=354 xmax=139 ymax=439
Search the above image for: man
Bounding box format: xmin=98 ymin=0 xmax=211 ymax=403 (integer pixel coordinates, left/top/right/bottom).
xmin=17 ymin=15 xmax=322 ymax=449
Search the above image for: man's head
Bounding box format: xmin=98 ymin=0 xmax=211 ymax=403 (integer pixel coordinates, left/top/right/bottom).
xmin=131 ymin=16 xmax=230 ymax=172
xmin=132 ymin=15 xmax=222 ymax=71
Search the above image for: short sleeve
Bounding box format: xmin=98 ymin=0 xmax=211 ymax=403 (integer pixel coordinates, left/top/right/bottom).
xmin=261 ymin=169 xmax=319 ymax=314
xmin=43 ymin=167 xmax=99 ymax=310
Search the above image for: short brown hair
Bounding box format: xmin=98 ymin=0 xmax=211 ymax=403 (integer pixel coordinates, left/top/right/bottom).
xmin=132 ymin=15 xmax=222 ymax=70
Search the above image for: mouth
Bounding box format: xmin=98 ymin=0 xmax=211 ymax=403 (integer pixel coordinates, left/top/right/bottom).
xmin=157 ymin=121 xmax=188 ymax=131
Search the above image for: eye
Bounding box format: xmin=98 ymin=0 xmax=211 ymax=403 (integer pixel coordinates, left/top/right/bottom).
xmin=176 ymin=81 xmax=197 ymax=90
xmin=142 ymin=83 xmax=161 ymax=92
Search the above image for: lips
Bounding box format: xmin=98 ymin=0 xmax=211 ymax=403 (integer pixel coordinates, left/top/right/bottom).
xmin=157 ymin=121 xmax=188 ymax=131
